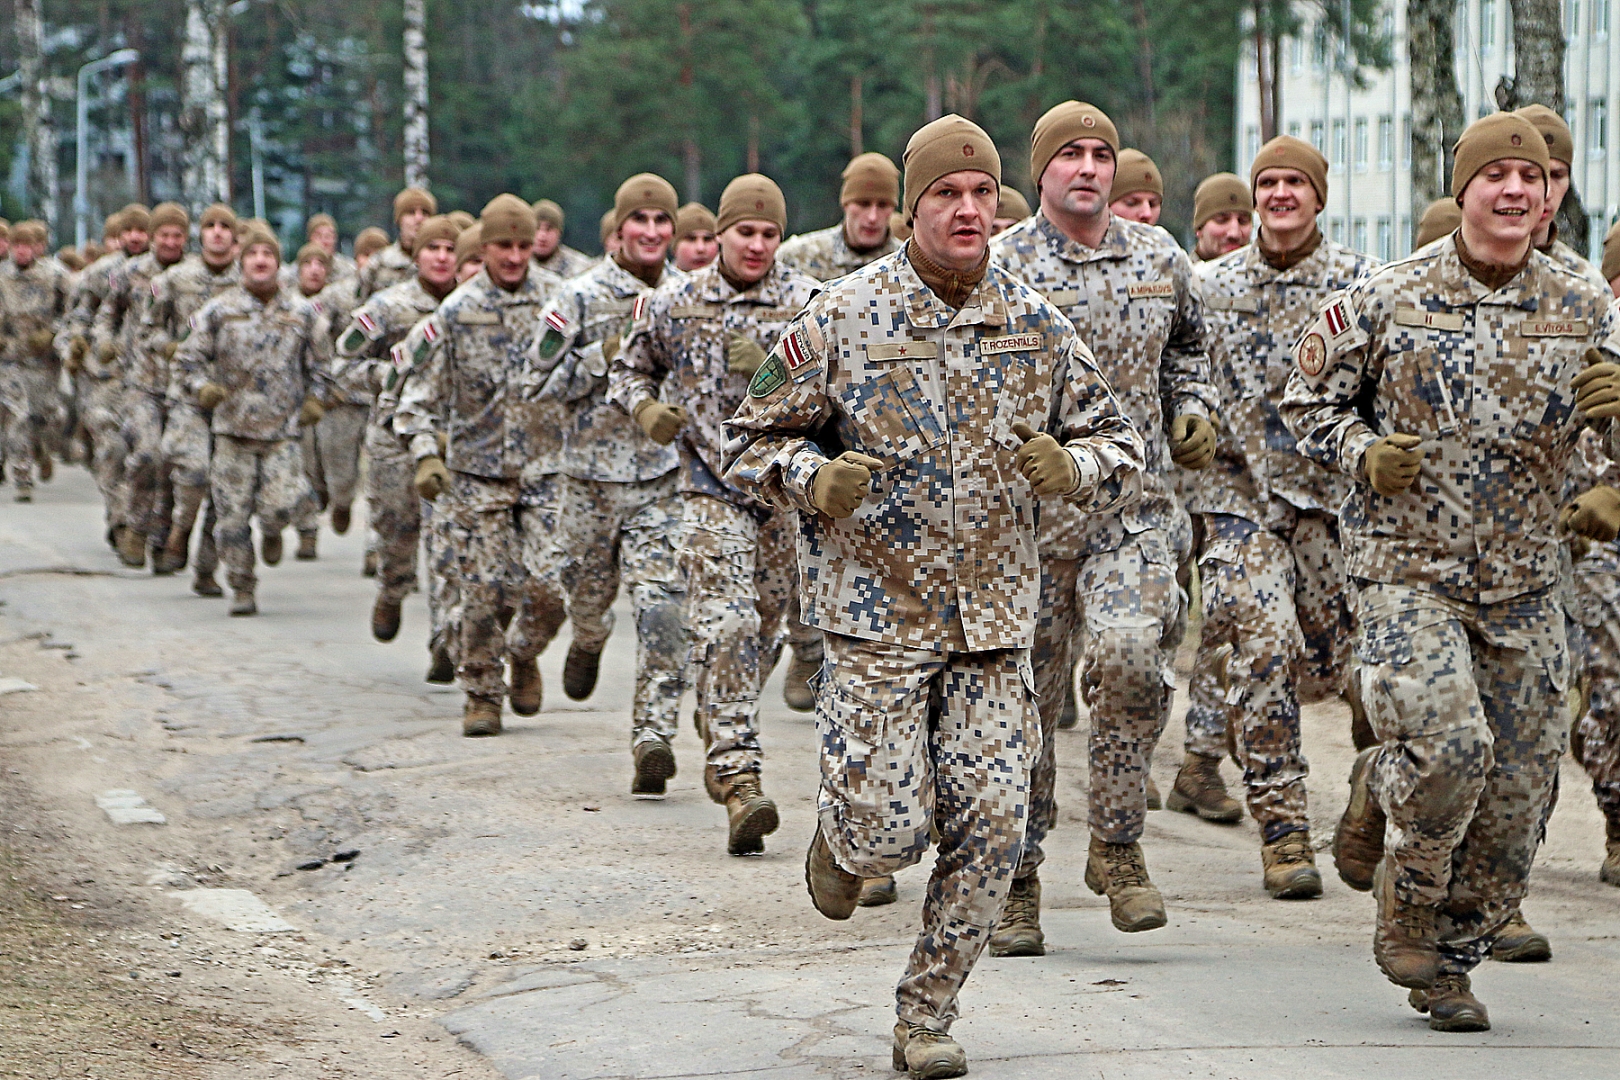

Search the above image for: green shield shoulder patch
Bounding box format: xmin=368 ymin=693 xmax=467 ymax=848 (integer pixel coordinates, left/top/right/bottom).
xmin=748 ymin=354 xmax=788 ymax=398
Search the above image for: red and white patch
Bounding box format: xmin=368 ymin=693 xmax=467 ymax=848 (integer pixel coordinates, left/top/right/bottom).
xmin=544 ymin=309 xmax=569 ymax=334
xmin=390 ymin=343 xmax=408 ymax=369
xmin=1323 ymin=300 xmax=1350 ymax=339
xmin=781 ymin=328 xmax=813 ymax=371
xmin=152 ymin=281 xmax=162 ymax=298
xmin=422 ymin=319 xmax=440 ymax=343
xmin=631 ymin=295 xmax=648 ymax=322
xmin=356 ymin=311 xmax=378 ymax=335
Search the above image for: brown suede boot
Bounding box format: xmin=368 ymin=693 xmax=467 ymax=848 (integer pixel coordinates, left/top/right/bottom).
xmin=1603 ymin=817 xmax=1620 ymax=886
xmin=722 ymin=773 xmax=779 ymax=855
xmin=632 ymin=738 xmax=676 ymax=797
xmin=1373 ymin=858 xmax=1439 ymax=989
xmin=507 ymin=656 xmax=541 ymax=716
xmin=1333 ymin=745 xmax=1385 ymax=891
xmin=781 ymin=651 xmax=818 ymax=712
xmin=116 ymin=526 xmax=147 ymax=568
xmin=988 ymin=874 xmax=1045 ymax=957
xmin=1410 ymin=972 xmax=1490 ymax=1031
xmin=1166 ymin=751 xmax=1243 ymax=823
xmin=462 ymin=695 xmax=502 ymax=737
xmin=372 ymin=595 xmax=402 ymax=642
xmin=805 ymin=824 xmax=860 ymax=920
xmin=1084 ymin=836 xmax=1167 ymax=932
xmin=1261 ymin=831 xmax=1323 ymax=899
xmin=892 ymin=1021 xmax=967 ymax=1079
xmin=1489 ymin=909 xmax=1550 ymax=963
xmin=295 ymin=530 xmax=317 ymax=561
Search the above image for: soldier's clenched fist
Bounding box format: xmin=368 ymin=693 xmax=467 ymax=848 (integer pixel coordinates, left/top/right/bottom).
xmin=810 ymin=452 xmax=884 ymax=518
xmin=1362 ymin=433 xmax=1423 ymax=496
xmin=1011 ymin=421 xmax=1079 ymax=495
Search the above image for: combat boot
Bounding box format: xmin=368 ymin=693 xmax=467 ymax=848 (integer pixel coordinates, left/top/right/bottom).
xmin=804 ymin=824 xmax=860 ymax=920
xmin=261 ymin=530 xmax=283 ymax=566
xmin=892 ymin=1022 xmax=966 ymax=1080
xmin=781 ymin=651 xmax=818 ymax=712
xmin=562 ymin=641 xmax=602 ymax=701
xmin=1373 ymin=858 xmax=1439 ymax=988
xmin=426 ymin=645 xmax=455 ymax=684
xmin=192 ymin=571 xmax=223 ymax=597
xmin=116 ymin=526 xmax=147 ymax=568
xmin=723 ymin=774 xmax=779 ymax=855
xmin=229 ymin=590 xmax=257 ymax=617
xmin=1057 ymin=678 xmax=1079 ymax=729
xmin=331 ymin=503 xmax=351 ymax=535
xmin=1084 ymin=836 xmax=1167 ymax=933
xmin=1165 ymin=751 xmax=1243 ymax=823
xmin=989 ymin=874 xmax=1045 ymax=957
xmin=372 ymin=595 xmax=402 ymax=642
xmin=858 ymin=874 xmax=898 ymax=907
xmin=507 ymin=656 xmax=542 ymax=716
xmin=1261 ymin=831 xmax=1323 ymax=899
xmin=1145 ymin=775 xmax=1162 ymax=811
xmin=296 ymin=529 xmax=318 ymax=560
xmin=632 ymin=738 xmax=676 ymax=796
xmin=1409 ymin=973 xmax=1490 ymax=1032
xmin=1489 ymin=909 xmax=1550 ymax=963
xmin=1602 ymin=817 xmax=1620 ymax=886
xmin=462 ymin=695 xmax=502 ymax=737
xmin=152 ymin=531 xmax=188 ymax=575
xmin=1333 ymin=745 xmax=1385 ymax=891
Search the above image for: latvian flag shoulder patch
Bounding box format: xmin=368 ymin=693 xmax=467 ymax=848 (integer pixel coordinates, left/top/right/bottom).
xmin=781 ymin=327 xmax=815 ymax=371
xmin=544 ymin=308 xmax=570 ymax=334
xmin=422 ymin=317 xmax=441 ymax=344
xmin=631 ymin=294 xmax=649 ymax=323
xmin=356 ymin=310 xmax=379 ymax=337
xmin=1323 ymin=298 xmax=1352 ymax=340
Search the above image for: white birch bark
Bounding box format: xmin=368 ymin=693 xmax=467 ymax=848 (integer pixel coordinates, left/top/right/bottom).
xmin=16 ymin=0 xmax=59 ymax=238
xmin=181 ymin=0 xmax=229 ymax=214
xmin=402 ymin=0 xmax=431 ymax=189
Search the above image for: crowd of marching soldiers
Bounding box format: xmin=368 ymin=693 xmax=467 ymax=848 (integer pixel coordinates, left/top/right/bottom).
xmin=5 ymin=93 xmax=1620 ymax=1078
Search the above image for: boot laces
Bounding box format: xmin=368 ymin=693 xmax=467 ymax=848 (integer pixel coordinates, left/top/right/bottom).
xmin=1002 ymin=879 xmax=1038 ymax=923
xmin=730 ymin=775 xmax=763 ymax=802
xmin=1105 ymin=842 xmax=1149 ymax=889
xmin=1271 ymin=833 xmax=1311 ymax=865
xmin=905 ymin=1024 xmax=956 ymax=1049
xmin=1431 ymin=973 xmax=1470 ymax=996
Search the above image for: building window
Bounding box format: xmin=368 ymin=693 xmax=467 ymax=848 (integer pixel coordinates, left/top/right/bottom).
xmin=1352 ymin=218 xmax=1368 ymax=254
xmin=1401 ymin=116 xmax=1412 ymax=166
xmin=1593 ymin=215 xmax=1607 ymax=257
xmin=1311 ymin=25 xmax=1327 ymax=71
xmin=1399 ymin=215 xmax=1412 ymax=256
xmin=1598 ymin=0 xmax=1611 ymax=39
xmin=1332 ymin=118 xmax=1347 ymax=165
xmin=1569 ymin=0 xmax=1582 ymax=40
xmin=1377 ymin=116 xmax=1394 ymax=169
xmin=1290 ymin=33 xmax=1305 ymax=74
xmin=1330 ymin=218 xmax=1345 ymax=244
xmin=1288 ymin=120 xmax=1302 ymax=139
xmin=1354 ymin=117 xmax=1369 ymax=170
xmin=1593 ymin=98 xmax=1609 ymax=153
xmin=1482 ymin=0 xmax=1497 ymax=55
xmin=1310 ymin=120 xmax=1326 ymax=154
xmin=1376 ymin=217 xmax=1393 ymax=261
xmin=1246 ymin=125 xmax=1261 ymax=164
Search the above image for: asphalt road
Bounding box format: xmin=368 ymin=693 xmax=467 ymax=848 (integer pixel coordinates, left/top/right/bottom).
xmin=2 ymin=465 xmax=1617 ymax=1079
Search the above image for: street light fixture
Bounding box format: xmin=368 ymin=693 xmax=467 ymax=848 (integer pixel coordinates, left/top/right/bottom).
xmin=75 ymin=48 xmax=140 ymax=247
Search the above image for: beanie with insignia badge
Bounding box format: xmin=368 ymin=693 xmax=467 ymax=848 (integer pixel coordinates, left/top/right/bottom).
xmin=1030 ymin=101 xmax=1119 ymax=191
xmin=479 ymin=194 xmax=538 ymax=245
xmin=1110 ymin=149 xmax=1163 ymax=202
xmin=120 ymin=205 xmax=151 ymax=233
xmin=675 ymin=202 xmax=717 ymax=242
xmin=840 ymin=152 xmax=900 ymax=206
xmin=1415 ymin=197 xmax=1464 ymax=247
xmin=903 ymin=114 xmax=1001 ymax=222
xmin=613 ymin=173 xmax=680 ymax=231
xmin=200 ymin=203 xmax=238 ymax=233
xmin=296 ymin=242 xmax=331 ymax=269
xmin=11 ymin=220 xmax=47 ymax=246
xmin=100 ymin=212 xmax=122 ymax=243
xmin=306 ymin=212 xmax=337 ymax=239
xmin=393 ymin=187 xmax=437 ymax=222
xmin=1193 ymin=173 xmax=1253 ymax=230
xmin=455 ymin=223 xmax=483 ymax=270
xmin=446 ymin=210 xmax=476 ymax=231
xmin=716 ymin=174 xmax=788 ymax=235
xmin=1451 ymin=111 xmax=1550 ymax=199
xmin=532 ymin=199 xmax=565 ymax=230
xmin=1514 ymin=104 xmax=1575 ymax=166
xmin=414 ymin=215 xmax=463 ymax=253
xmin=1250 ymin=136 xmax=1329 ymax=207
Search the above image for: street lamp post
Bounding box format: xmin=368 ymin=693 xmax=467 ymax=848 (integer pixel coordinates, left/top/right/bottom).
xmin=75 ymin=48 xmax=140 ymax=248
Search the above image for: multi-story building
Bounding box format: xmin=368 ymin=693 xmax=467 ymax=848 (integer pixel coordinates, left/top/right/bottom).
xmin=1235 ymin=0 xmax=1619 ymax=260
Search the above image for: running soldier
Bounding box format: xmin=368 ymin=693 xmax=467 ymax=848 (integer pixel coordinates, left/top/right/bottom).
xmin=528 ymin=174 xmax=684 ymax=711
xmin=531 ymin=200 xmax=595 ymax=279
xmin=394 ymin=195 xmax=564 ymax=736
xmin=725 ymin=115 xmax=1143 ymax=1078
xmin=1191 ymin=173 xmax=1253 ymax=261
xmin=1517 ymin=105 xmax=1610 ymax=291
xmin=357 ymin=187 xmax=437 ymax=301
xmin=354 ymin=228 xmax=390 ymax=275
xmin=0 ymin=220 xmax=70 ymax=503
xmin=290 ymin=241 xmax=361 ymax=560
xmin=306 ymin=213 xmax=358 ymax=286
xmin=1108 ymin=148 xmax=1164 ymax=226
xmin=609 ymin=172 xmax=819 ymax=851
xmin=1286 ymin=112 xmax=1620 ymax=1031
xmin=146 ymin=204 xmax=241 ymax=591
xmin=777 ymin=152 xmax=901 ymax=283
xmin=176 ymin=227 xmax=330 ymax=616
xmin=671 ymin=203 xmax=718 ymax=272
xmin=1182 ymin=136 xmax=1376 ymax=898
xmin=989 ymin=101 xmax=1217 ymax=952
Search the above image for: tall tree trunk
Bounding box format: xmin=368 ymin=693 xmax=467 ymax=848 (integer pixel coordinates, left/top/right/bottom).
xmin=402 ymin=0 xmax=431 ymax=189
xmin=181 ymin=0 xmax=228 ymax=214
xmin=16 ymin=0 xmax=58 ymax=237
xmin=849 ymin=74 xmax=863 ymax=157
xmin=677 ymin=3 xmax=700 ymax=201
xmin=1510 ymin=0 xmax=1588 ymax=253
xmin=1133 ymin=0 xmax=1156 ymax=123
xmin=1408 ymin=0 xmax=1467 ymax=224
xmin=127 ymin=12 xmax=150 ymax=203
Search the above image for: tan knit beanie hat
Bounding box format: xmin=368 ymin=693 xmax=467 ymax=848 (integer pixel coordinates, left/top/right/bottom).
xmin=612 ymin=173 xmax=679 ymax=231
xmin=479 ymin=194 xmax=537 ymax=245
xmin=1193 ymin=173 xmax=1254 ymax=229
xmin=1515 ymin=104 xmax=1575 ymax=166
xmin=599 ymin=209 xmax=617 ymax=246
xmin=675 ymin=202 xmax=717 ymax=242
xmin=296 ymin=242 xmax=331 ymax=269
xmin=890 ymin=211 xmax=911 ymax=241
xmin=1030 ymin=101 xmax=1119 ymax=189
xmin=446 ymin=210 xmax=476 ymax=231
xmin=11 ymin=220 xmax=47 ymax=246
xmin=150 ymin=202 xmax=190 ymax=233
xmin=1451 ymin=112 xmax=1550 ymax=198
xmin=100 ymin=212 xmax=122 ymax=242
xmin=121 ymin=205 xmax=151 ymax=233
xmin=455 ymin=223 xmax=484 ymax=269
xmin=902 ymin=114 xmax=1001 ymax=221
xmin=200 ymin=203 xmax=238 ymax=233
xmin=840 ymin=152 xmax=900 ymax=205
xmin=306 ymin=212 xmax=337 ymax=239
xmin=1415 ymin=198 xmax=1464 ymax=247
xmin=1110 ymin=149 xmax=1163 ymax=202
xmin=531 ymin=199 xmax=565 ymax=229
xmin=1602 ymin=220 xmax=1620 ymax=282
xmin=716 ymin=174 xmax=788 ymax=234
xmin=239 ymin=226 xmax=281 ymax=263
xmin=997 ymin=187 xmax=1032 ymax=220
xmin=393 ymin=187 xmax=437 ymax=222
xmin=413 ymin=214 xmax=462 ymax=252
xmin=1250 ymin=135 xmax=1329 ymax=206
xmin=355 ymin=227 xmax=389 ymax=259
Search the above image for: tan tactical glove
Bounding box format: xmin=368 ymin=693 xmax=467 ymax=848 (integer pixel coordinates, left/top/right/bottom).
xmin=25 ymin=328 xmax=55 ymax=357
xmin=726 ymin=332 xmax=767 ymax=375
xmin=1011 ymin=421 xmax=1080 ymax=496
xmin=602 ymin=331 xmax=622 ymax=365
xmin=1169 ymin=413 xmax=1218 ymax=470
xmin=414 ymin=455 xmax=451 ymax=500
xmin=1573 ymin=347 xmax=1620 ymax=418
xmin=197 ymin=382 xmax=228 ymax=410
xmin=632 ymin=399 xmax=688 ymax=445
xmin=1363 ymin=432 xmax=1424 ymax=496
xmin=1562 ymin=485 xmax=1620 ymax=543
xmin=96 ymin=340 xmax=118 ymax=363
xmin=298 ymin=396 xmax=325 ymax=426
xmin=160 ymin=340 xmax=178 ymax=360
xmin=810 ymin=451 xmax=885 ymax=518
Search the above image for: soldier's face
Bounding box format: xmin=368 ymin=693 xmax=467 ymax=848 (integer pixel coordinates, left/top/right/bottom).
xmin=1110 ymin=191 xmax=1162 ymax=225
xmin=417 ymin=238 xmax=457 ymax=290
xmin=533 ymin=221 xmax=561 ymax=258
xmin=1040 ymin=139 xmax=1114 ymax=221
xmin=201 ymin=222 xmax=236 ymax=260
xmin=1254 ymin=168 xmax=1320 ymax=236
xmin=11 ymin=241 xmax=39 ymax=268
xmin=153 ymin=224 xmax=187 ymax=264
xmin=1460 ymin=159 xmax=1546 ymax=247
xmin=718 ymin=221 xmax=781 ymax=284
xmin=484 ymin=237 xmax=534 ymax=289
xmin=298 ymin=258 xmax=329 ymax=295
xmin=912 ymin=170 xmax=997 ymax=270
xmin=618 ymin=208 xmax=674 ymax=270
xmin=241 ymin=244 xmax=280 ymax=289
xmin=843 ymin=198 xmax=895 ymax=249
xmin=457 ymin=255 xmax=483 ymax=283
xmin=1540 ymin=161 xmax=1572 ymax=228
xmin=122 ymin=228 xmax=150 ymax=256
xmin=1195 ymin=211 xmax=1252 ymax=258
xmin=674 ymin=230 xmax=718 ymax=271
xmin=398 ymin=208 xmax=428 ymax=247
xmin=311 ymin=223 xmax=338 ymax=255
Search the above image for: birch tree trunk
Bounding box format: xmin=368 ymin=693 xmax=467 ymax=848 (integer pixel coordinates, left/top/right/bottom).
xmin=1509 ymin=0 xmax=1588 ymax=253
xmin=181 ymin=0 xmax=229 ymax=214
xmin=402 ymin=0 xmax=431 ymax=189
xmin=1408 ymin=0 xmax=1467 ymax=224
xmin=16 ymin=0 xmax=58 ymax=238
